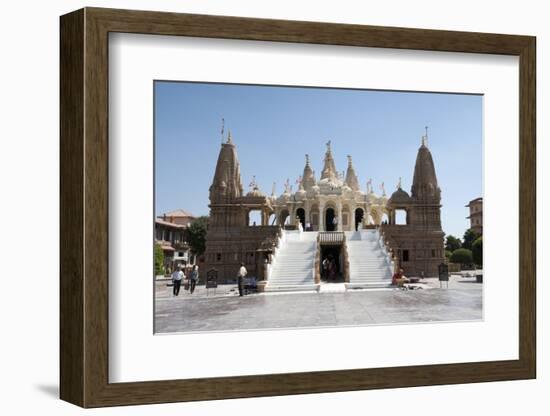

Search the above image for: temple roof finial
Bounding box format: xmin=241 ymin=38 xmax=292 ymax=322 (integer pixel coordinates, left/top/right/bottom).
xmin=326 ymin=140 xmax=332 ymax=152
xmin=397 ymin=176 xmax=402 ymax=189
xmin=226 ymin=130 xmax=233 ymax=144
xmin=367 ymin=178 xmax=373 ymax=194
xmin=422 ymin=125 xmax=429 ymax=147
xmin=305 ymin=154 xmax=310 ymax=166
xmin=347 ymin=155 xmax=352 ymax=167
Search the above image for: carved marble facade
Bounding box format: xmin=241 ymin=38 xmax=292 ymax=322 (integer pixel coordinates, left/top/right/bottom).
xmin=204 ymin=132 xmax=445 ymax=280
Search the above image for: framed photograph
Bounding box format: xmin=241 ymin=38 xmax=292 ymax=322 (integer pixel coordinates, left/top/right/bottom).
xmin=60 ymin=7 xmax=536 ymax=408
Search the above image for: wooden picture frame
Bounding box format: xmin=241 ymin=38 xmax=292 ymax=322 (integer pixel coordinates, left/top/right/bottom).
xmin=60 ymin=7 xmax=536 ymax=408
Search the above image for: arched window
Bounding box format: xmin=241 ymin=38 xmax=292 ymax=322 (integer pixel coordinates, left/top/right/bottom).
xmin=248 ymin=210 xmax=262 ymax=226
xmin=395 ymin=209 xmax=407 ymax=225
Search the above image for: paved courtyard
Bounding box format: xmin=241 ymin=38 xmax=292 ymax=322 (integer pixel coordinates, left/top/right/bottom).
xmin=154 ymin=275 xmax=483 ymax=333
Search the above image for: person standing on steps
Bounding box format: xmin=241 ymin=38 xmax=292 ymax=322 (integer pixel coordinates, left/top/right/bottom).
xmin=237 ymin=262 xmax=247 ymax=296
xmin=189 ymin=264 xmax=199 ymax=294
xmin=171 ymin=264 xmax=184 ymax=296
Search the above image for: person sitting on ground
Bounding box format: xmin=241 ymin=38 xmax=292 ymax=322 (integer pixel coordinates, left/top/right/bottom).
xmin=392 ymin=268 xmax=410 ymax=288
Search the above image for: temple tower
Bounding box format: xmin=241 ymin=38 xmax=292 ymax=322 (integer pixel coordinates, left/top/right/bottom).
xmin=320 ymin=140 xmax=338 ymax=182
xmin=409 ymin=135 xmax=442 ymax=230
xmin=301 ymin=154 xmax=317 ymax=191
xmin=384 ymin=131 xmax=445 ymax=276
xmin=204 ymin=132 xmax=278 ymax=282
xmin=345 ymin=155 xmax=360 ymax=191
xmin=209 ymin=132 xmax=243 ymax=205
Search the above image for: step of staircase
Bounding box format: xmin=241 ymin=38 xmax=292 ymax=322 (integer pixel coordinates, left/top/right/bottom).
xmin=265 ymin=231 xmax=318 ymax=292
xmin=347 ymin=229 xmax=392 ymax=288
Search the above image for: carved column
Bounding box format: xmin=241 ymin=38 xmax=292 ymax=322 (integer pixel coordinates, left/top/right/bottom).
xmin=305 ymin=200 xmax=310 ymax=230
xmin=319 ymin=200 xmax=325 ymax=231
xmin=350 ymin=202 xmax=356 ymax=231
xmin=337 ymin=201 xmax=343 ymax=232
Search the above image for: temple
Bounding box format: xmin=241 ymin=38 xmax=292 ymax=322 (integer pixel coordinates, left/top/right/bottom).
xmin=204 ymin=130 xmax=445 ymax=289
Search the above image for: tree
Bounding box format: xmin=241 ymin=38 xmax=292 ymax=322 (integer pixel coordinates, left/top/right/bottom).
xmin=472 ymin=236 xmax=483 ymax=267
xmin=450 ymin=248 xmax=473 ymax=265
xmin=154 ymin=243 xmax=164 ymax=275
xmin=445 ymin=250 xmax=452 ymax=260
xmin=187 ymin=216 xmax=209 ymax=256
xmin=445 ymin=235 xmax=462 ymax=252
xmin=462 ymin=229 xmax=480 ymax=250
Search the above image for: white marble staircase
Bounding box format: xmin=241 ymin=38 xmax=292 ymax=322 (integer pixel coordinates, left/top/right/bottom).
xmin=345 ymin=229 xmax=393 ymax=288
xmin=265 ymin=230 xmax=319 ymax=292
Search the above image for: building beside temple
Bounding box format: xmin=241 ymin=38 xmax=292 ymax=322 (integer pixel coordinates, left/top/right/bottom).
xmin=155 ymin=209 xmax=197 ymax=273
xmin=466 ymin=197 xmax=483 ymax=235
xmin=204 ymin=130 xmax=445 ymax=285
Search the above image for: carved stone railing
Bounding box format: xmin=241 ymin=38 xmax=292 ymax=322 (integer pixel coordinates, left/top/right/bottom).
xmin=319 ymin=231 xmax=345 ymax=245
xmin=378 ymin=227 xmax=398 ymax=274
xmin=314 ymin=233 xmax=321 ymax=284
xmin=265 ymin=226 xmax=285 ymax=281
xmin=342 ymin=233 xmax=350 ymax=283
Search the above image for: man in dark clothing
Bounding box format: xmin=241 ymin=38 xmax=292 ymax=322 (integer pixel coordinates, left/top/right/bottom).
xmin=237 ymin=263 xmax=247 ymax=296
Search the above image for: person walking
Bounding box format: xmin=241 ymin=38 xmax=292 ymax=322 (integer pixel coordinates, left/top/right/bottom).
xmin=237 ymin=262 xmax=247 ymax=296
xmin=171 ymin=264 xmax=184 ymax=296
xmin=189 ymin=264 xmax=199 ymax=294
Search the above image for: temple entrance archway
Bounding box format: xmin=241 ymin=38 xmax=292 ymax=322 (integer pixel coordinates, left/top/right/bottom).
xmin=355 ymin=208 xmax=364 ymax=230
xmin=325 ymin=208 xmax=336 ymax=231
xmin=296 ymin=208 xmax=305 ymax=230
xmin=279 ymin=209 xmax=290 ymax=226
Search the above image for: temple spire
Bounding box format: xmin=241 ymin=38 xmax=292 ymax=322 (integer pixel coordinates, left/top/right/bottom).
xmin=345 ymin=155 xmax=360 ymax=191
xmin=320 ymin=140 xmax=338 ymax=182
xmin=209 ymin=131 xmax=243 ymax=203
xmin=301 ymin=154 xmax=316 ymax=190
xmin=411 ymin=129 xmax=440 ymax=201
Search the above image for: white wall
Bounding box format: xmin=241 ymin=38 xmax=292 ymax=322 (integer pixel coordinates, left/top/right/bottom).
xmin=0 ymin=0 xmax=546 ymax=415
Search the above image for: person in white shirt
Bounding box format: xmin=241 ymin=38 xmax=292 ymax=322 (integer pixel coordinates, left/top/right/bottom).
xmin=171 ymin=264 xmax=185 ymax=296
xmin=189 ymin=264 xmax=199 ymax=294
xmin=237 ymin=263 xmax=247 ymax=296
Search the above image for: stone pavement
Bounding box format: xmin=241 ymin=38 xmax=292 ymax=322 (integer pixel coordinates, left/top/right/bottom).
xmin=155 ymin=274 xmax=482 ymax=333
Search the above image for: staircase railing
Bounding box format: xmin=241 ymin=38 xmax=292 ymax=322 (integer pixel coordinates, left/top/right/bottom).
xmin=314 ymin=233 xmax=321 ymax=284
xmin=319 ymin=231 xmax=345 ymax=244
xmin=342 ymin=233 xmax=350 ymax=283
xmin=378 ymin=227 xmax=398 ymax=274
xmin=266 ymin=227 xmax=285 ymax=281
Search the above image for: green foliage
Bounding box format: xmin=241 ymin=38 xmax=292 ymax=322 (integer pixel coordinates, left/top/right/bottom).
xmin=450 ymin=248 xmax=473 ymax=265
xmin=472 ymin=236 xmax=483 ymax=267
xmin=154 ymin=243 xmax=164 ymax=275
xmin=445 ymin=235 xmax=462 ymax=252
xmin=188 ymin=216 xmax=209 ymax=256
xmin=445 ymin=250 xmax=452 ymax=259
xmin=462 ymin=229 xmax=480 ymax=250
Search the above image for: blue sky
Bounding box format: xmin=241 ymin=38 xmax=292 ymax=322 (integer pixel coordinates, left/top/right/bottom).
xmin=155 ymin=81 xmax=482 ymax=239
